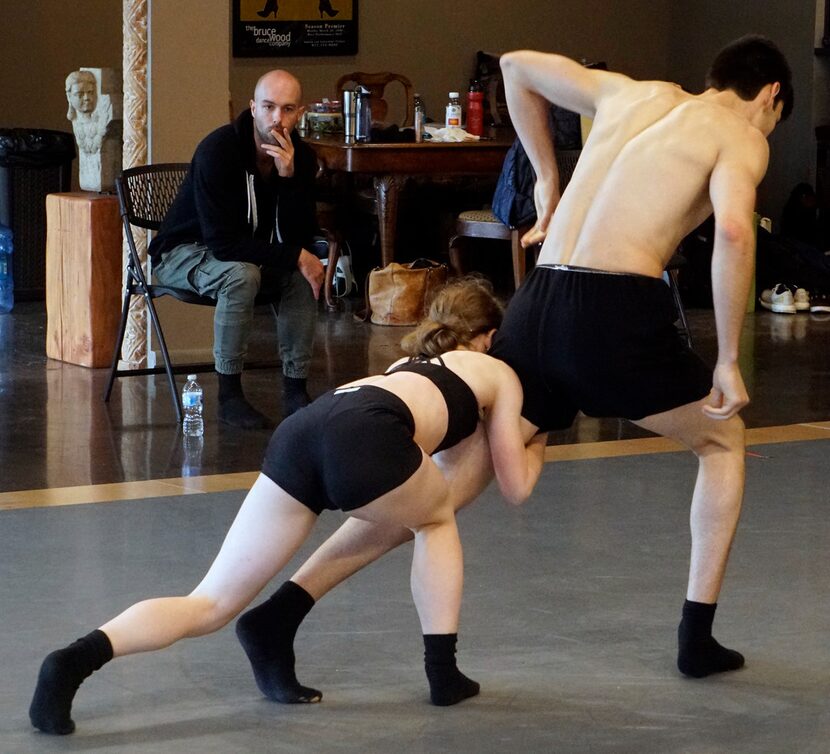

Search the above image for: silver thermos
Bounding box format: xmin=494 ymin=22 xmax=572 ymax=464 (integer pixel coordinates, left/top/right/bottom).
xmin=354 ymin=85 xmax=372 ymax=143
xmin=342 ymin=89 xmax=355 ymax=143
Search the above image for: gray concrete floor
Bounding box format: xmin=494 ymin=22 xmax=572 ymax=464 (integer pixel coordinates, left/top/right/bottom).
xmin=2 ymin=438 xmax=829 ymax=752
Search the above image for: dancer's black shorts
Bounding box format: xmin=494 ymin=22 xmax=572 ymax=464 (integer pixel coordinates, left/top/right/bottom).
xmin=489 ymin=264 xmax=712 ymax=432
xmin=261 ymin=385 xmax=424 ymax=514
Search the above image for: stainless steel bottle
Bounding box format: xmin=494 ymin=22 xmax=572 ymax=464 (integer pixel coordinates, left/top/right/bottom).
xmin=342 ymin=89 xmax=355 ymax=142
xmin=354 ymin=85 xmax=372 ymax=143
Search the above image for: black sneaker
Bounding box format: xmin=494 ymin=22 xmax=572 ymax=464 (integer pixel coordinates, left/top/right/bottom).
xmin=809 ymin=292 xmax=830 ymax=313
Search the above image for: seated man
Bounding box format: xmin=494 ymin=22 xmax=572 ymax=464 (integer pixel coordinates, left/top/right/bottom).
xmin=149 ymin=70 xmax=325 ymax=428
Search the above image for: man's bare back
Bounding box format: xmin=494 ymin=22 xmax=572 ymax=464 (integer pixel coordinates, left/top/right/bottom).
xmin=537 ymin=77 xmax=771 ymax=277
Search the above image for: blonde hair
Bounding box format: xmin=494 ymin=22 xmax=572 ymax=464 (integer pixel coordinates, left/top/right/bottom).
xmin=401 ymin=276 xmax=504 ymax=358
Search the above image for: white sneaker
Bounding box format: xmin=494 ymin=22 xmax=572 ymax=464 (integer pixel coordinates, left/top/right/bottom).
xmin=791 ymin=286 xmax=810 ymax=311
xmin=759 ymin=283 xmax=796 ymax=314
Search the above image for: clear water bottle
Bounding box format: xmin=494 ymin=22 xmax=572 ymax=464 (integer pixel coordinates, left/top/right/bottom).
xmin=0 ymin=224 xmax=13 ymax=314
xmin=414 ymin=93 xmax=426 ymax=143
xmin=182 ymin=373 xmax=204 ymax=437
xmin=445 ymin=91 xmax=462 ymax=129
xmin=182 ymin=434 xmax=204 ymax=477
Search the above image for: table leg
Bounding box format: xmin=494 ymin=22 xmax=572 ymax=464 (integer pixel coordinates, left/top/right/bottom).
xmin=373 ymin=174 xmax=403 ymax=268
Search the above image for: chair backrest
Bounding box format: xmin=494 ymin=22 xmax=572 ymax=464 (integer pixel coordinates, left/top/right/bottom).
xmin=556 ymin=149 xmax=580 ymax=191
xmin=335 ymin=71 xmax=414 ymax=127
xmin=115 ymin=163 xmax=189 ymax=288
xmin=116 ymin=163 xmax=189 ymax=231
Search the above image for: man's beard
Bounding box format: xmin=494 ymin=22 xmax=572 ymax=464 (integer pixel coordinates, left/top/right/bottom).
xmin=256 ymin=121 xmax=282 ymax=145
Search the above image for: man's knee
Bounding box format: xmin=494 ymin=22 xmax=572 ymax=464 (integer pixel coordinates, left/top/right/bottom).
xmin=220 ymin=262 xmax=261 ymax=302
xmin=689 ymin=414 xmax=745 ymax=457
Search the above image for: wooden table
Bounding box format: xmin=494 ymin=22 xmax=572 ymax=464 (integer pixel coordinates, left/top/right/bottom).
xmin=308 ymin=129 xmax=514 ymax=267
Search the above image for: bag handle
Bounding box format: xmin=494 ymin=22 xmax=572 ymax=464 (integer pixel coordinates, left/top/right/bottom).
xmin=409 ymin=258 xmax=444 ymax=270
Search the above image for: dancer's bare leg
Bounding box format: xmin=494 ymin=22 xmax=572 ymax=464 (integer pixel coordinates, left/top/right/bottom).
xmin=292 ymin=423 xmax=494 ymax=600
xmin=103 ymin=475 xmax=317 ymax=654
xmin=633 ymin=396 xmax=746 ymax=677
xmin=350 ymin=450 xmax=478 ymax=704
xmin=30 ymin=474 xmax=318 ymax=733
xmin=238 ymin=427 xmax=504 ymax=705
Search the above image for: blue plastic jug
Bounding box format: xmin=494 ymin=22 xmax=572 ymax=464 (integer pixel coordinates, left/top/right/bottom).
xmin=0 ymin=224 xmax=13 ymax=314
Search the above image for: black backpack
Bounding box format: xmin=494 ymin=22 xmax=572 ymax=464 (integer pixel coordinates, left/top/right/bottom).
xmin=491 ymin=105 xmax=582 ymax=229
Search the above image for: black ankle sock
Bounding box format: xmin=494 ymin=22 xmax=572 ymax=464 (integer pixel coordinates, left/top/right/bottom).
xmin=281 ymin=377 xmax=311 ymax=417
xmin=423 ymin=633 xmax=480 ymax=706
xmin=236 ymin=581 xmax=322 ymax=703
xmin=677 ymin=600 xmax=745 ymax=678
xmin=217 ymin=372 xmax=244 ymax=403
xmin=218 ymin=373 xmax=271 ymax=429
xmin=29 ymin=629 xmax=113 ymax=735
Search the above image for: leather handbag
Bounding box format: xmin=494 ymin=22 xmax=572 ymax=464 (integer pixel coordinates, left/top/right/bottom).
xmin=362 ymin=259 xmax=448 ymax=326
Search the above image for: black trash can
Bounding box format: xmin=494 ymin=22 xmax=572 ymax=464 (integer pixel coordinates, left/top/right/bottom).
xmin=0 ymin=129 xmax=76 ymax=300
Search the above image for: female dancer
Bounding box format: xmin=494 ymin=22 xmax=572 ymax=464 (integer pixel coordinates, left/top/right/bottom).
xmin=30 ymin=277 xmax=547 ymax=734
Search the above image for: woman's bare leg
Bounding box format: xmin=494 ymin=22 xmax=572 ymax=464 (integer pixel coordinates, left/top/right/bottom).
xmin=237 ymin=427 xmax=495 ymax=703
xmin=292 ymin=424 xmax=494 ymax=600
xmin=352 ymin=452 xmax=478 ymax=704
xmin=30 ymin=475 xmax=317 ymax=734
xmin=102 ymin=475 xmax=317 ymax=654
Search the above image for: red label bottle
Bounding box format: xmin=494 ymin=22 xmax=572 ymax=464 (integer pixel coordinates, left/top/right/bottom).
xmin=466 ymin=81 xmax=484 ymax=136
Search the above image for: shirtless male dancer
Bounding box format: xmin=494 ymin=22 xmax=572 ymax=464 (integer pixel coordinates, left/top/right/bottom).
xmin=234 ymin=35 xmax=793 ymax=701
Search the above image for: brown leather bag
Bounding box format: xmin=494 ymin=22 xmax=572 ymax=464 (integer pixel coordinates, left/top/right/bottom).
xmin=363 ymin=259 xmax=448 ymax=326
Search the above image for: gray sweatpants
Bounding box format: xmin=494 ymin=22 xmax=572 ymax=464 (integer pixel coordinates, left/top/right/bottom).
xmin=153 ymin=242 xmax=317 ymax=377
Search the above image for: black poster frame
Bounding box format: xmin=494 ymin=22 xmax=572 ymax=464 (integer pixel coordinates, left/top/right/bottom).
xmin=232 ymin=0 xmax=359 ymax=58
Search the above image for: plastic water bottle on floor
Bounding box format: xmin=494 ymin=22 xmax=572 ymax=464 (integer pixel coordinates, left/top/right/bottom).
xmin=0 ymin=224 xmax=14 ymax=314
xmin=182 ymin=374 xmax=204 ymax=437
xmin=182 ymin=434 xmax=204 ymax=477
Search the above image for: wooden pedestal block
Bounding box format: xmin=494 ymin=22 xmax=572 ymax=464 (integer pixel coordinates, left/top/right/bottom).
xmin=45 ymin=192 xmax=122 ymax=368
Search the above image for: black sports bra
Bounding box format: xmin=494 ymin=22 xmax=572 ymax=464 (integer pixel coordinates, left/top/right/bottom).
xmin=386 ymin=355 xmax=480 ymax=453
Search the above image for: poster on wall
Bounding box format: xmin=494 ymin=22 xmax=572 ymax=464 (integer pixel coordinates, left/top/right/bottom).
xmin=233 ymin=0 xmax=358 ymax=57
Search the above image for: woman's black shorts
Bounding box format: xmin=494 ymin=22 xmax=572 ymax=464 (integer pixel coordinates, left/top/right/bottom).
xmin=489 ymin=264 xmax=712 ymax=431
xmin=261 ymin=385 xmax=424 ymax=515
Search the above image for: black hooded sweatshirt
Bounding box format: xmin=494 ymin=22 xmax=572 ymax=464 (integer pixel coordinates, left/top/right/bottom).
xmin=148 ymin=109 xmax=318 ymax=272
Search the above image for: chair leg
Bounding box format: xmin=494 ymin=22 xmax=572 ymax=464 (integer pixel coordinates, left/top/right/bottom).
xmin=666 ymin=267 xmax=693 ymax=349
xmin=103 ymin=284 xmax=134 ymax=403
xmin=144 ymin=294 xmax=184 ymax=424
xmin=510 ymin=230 xmax=526 ymax=290
xmin=323 ymin=231 xmax=339 ymax=311
xmin=448 ymin=235 xmax=466 ymax=277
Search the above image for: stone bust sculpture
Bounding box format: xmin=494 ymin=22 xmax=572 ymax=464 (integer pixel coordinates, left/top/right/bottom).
xmin=65 ymin=68 xmax=122 ymax=192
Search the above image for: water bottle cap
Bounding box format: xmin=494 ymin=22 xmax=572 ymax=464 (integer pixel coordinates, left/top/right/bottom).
xmin=449 ymin=92 xmax=459 ymax=98
xmin=187 ymin=374 xmax=197 ymax=380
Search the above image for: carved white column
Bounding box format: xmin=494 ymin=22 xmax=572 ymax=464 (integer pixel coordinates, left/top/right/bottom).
xmin=120 ymin=0 xmax=148 ymax=369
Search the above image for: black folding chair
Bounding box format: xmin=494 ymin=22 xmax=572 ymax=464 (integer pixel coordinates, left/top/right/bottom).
xmin=104 ymin=163 xmax=279 ymax=422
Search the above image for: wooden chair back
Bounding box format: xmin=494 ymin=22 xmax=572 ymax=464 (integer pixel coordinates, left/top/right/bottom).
xmin=335 ymin=71 xmax=414 ymax=127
